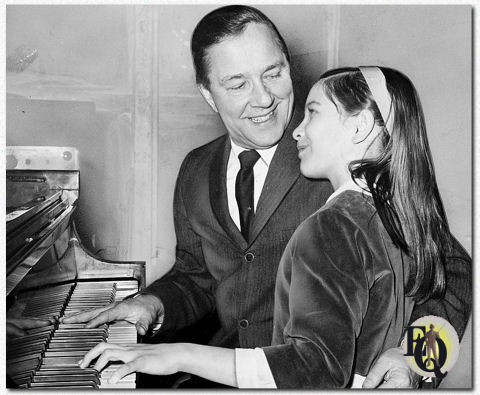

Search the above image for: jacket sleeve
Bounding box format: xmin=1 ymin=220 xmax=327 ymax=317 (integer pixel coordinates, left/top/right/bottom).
xmin=409 ymin=236 xmax=472 ymax=340
xmin=263 ymin=212 xmax=370 ymax=388
xmin=140 ymin=152 xmax=216 ymax=333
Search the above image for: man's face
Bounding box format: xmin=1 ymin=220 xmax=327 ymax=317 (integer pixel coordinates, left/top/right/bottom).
xmin=199 ymin=23 xmax=294 ymax=150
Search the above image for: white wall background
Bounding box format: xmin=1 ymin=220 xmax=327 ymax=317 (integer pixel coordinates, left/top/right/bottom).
xmin=337 ymin=5 xmax=471 ymax=255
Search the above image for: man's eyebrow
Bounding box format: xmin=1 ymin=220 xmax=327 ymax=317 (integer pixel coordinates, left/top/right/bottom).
xmin=263 ymin=61 xmax=286 ymax=73
xmin=220 ymin=74 xmax=245 ymax=84
xmin=220 ymin=61 xmax=287 ymax=84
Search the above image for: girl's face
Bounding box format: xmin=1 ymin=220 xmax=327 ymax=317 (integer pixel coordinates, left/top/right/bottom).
xmin=292 ymin=82 xmax=354 ymax=182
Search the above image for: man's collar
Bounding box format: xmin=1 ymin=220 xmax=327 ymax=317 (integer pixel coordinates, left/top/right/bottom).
xmin=230 ymin=139 xmax=277 ymax=167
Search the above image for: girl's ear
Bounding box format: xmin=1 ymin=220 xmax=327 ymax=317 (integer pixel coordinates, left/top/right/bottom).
xmin=198 ymin=84 xmax=218 ymax=113
xmin=352 ymin=109 xmax=376 ymax=144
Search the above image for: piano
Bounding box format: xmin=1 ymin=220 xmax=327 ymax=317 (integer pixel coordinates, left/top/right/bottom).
xmin=6 ymin=146 xmax=146 ymax=389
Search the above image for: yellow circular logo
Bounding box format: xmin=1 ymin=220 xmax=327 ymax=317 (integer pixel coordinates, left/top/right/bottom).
xmin=402 ymin=315 xmax=460 ymax=378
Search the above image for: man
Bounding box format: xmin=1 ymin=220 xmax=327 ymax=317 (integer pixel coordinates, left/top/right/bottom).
xmin=64 ymin=5 xmax=471 ymax=388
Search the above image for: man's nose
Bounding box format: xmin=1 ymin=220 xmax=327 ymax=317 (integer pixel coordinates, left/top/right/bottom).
xmin=250 ymin=81 xmax=274 ymax=108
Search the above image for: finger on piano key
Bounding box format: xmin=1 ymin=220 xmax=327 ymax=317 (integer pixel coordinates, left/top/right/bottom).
xmin=78 ymin=341 xmax=116 ymax=369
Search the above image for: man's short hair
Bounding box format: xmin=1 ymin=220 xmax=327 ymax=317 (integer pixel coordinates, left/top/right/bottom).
xmin=191 ymin=5 xmax=290 ymax=88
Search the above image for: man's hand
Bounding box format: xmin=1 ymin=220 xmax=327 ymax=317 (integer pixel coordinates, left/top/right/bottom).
xmin=61 ymin=294 xmax=164 ymax=336
xmin=7 ymin=317 xmax=54 ymax=338
xmin=78 ymin=342 xmax=183 ymax=383
xmin=363 ymin=346 xmax=420 ymax=388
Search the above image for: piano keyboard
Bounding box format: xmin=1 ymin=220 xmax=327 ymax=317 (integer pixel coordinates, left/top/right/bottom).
xmin=7 ymin=280 xmax=138 ymax=389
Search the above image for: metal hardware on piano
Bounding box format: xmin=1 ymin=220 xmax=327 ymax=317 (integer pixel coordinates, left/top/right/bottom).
xmin=6 ymin=146 xmax=146 ymax=389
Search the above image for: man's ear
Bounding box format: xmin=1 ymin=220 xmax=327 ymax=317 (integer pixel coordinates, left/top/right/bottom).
xmin=198 ymin=84 xmax=218 ymax=113
xmin=352 ymin=109 xmax=375 ymax=144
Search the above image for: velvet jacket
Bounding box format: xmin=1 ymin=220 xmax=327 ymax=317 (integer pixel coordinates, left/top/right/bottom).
xmin=142 ymin=132 xmax=471 ymax=350
xmin=263 ymin=191 xmax=472 ymax=388
xmin=264 ymin=191 xmax=413 ymax=388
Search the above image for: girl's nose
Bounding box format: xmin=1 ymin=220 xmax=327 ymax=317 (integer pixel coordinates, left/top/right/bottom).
xmin=292 ymin=121 xmax=305 ymax=141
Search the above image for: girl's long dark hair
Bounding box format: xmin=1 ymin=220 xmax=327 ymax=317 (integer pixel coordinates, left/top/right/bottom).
xmin=320 ymin=67 xmax=451 ymax=303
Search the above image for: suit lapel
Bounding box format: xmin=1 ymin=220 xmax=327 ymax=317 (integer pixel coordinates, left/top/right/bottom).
xmin=209 ymin=136 xmax=248 ymax=249
xmin=249 ymin=133 xmax=300 ymax=244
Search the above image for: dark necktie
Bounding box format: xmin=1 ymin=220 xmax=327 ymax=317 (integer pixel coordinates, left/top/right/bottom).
xmin=235 ymin=150 xmax=261 ymax=241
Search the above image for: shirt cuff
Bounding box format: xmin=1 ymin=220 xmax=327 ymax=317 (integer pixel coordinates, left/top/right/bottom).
xmin=150 ymin=312 xmax=164 ymax=333
xmin=351 ymin=374 xmax=366 ymax=388
xmin=235 ymin=348 xmax=277 ymax=389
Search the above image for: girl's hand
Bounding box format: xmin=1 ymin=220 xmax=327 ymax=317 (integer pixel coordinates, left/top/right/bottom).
xmin=78 ymin=342 xmax=185 ymax=384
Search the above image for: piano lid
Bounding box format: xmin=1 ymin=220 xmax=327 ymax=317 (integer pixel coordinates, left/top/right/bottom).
xmin=7 ymin=191 xmax=63 ymax=233
xmin=6 ymin=146 xmax=80 ymax=296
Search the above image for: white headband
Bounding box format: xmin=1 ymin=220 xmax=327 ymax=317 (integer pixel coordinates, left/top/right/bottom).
xmin=358 ymin=66 xmax=394 ymax=134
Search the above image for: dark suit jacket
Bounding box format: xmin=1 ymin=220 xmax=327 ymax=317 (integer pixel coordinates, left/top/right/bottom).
xmin=142 ymin=131 xmax=471 ymax=349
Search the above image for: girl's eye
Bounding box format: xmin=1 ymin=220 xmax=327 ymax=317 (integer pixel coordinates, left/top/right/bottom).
xmin=307 ymin=108 xmax=316 ymax=115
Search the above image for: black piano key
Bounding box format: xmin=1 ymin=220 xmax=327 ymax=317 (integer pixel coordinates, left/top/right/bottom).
xmin=43 ymin=350 xmax=89 ymax=358
xmin=48 ymin=343 xmax=100 ymax=349
xmin=52 ymin=332 xmax=106 ymax=337
xmin=42 ymin=357 xmax=91 ymax=366
xmin=54 ymin=328 xmax=108 ymax=334
xmin=6 ymin=353 xmax=43 ymax=365
xmin=9 ymin=376 xmax=33 ymax=387
xmin=7 ymin=333 xmax=51 ymax=345
xmin=25 ymin=325 xmax=56 ymax=335
xmin=6 ymin=361 xmax=40 ymax=376
xmin=36 ymin=367 xmax=99 ymax=374
xmin=7 ymin=346 xmax=46 ymax=359
xmin=33 ymin=374 xmax=100 ymax=384
xmin=29 ymin=381 xmax=98 ymax=388
xmin=57 ymin=323 xmax=108 ymax=330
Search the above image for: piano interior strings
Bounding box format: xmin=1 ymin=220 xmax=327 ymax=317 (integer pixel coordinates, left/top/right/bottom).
xmin=6 ymin=146 xmax=146 ymax=389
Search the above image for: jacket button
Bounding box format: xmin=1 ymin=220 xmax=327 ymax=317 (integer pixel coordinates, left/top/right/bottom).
xmin=245 ymin=252 xmax=255 ymax=262
xmin=239 ymin=319 xmax=249 ymax=329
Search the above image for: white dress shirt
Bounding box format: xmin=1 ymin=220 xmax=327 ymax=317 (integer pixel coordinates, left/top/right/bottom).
xmin=234 ymin=178 xmax=371 ymax=389
xmin=226 ymin=140 xmax=277 ymax=230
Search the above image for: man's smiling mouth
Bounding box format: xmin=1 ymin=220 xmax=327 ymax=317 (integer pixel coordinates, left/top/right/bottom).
xmin=248 ymin=108 xmax=276 ymax=124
